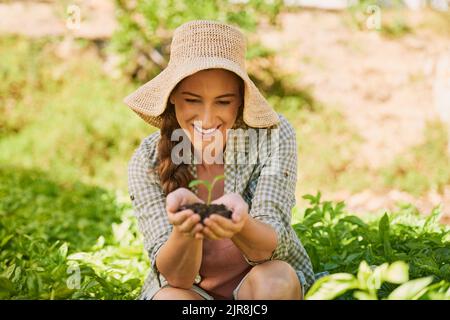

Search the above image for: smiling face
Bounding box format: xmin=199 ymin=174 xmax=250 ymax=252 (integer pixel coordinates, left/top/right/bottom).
xmin=169 ymin=68 xmax=243 ymax=156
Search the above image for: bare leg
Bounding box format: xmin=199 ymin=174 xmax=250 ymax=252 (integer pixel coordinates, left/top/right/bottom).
xmin=152 ymin=286 xmax=206 ymax=300
xmin=235 ymin=260 xmax=302 ymax=300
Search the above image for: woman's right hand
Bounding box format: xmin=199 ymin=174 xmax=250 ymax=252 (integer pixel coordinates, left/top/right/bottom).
xmin=166 ymin=187 xmax=205 ymax=239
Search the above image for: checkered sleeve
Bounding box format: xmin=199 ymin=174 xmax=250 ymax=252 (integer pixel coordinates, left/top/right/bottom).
xmin=127 ymin=134 xmax=172 ymax=287
xmin=244 ymin=115 xmax=298 ymax=264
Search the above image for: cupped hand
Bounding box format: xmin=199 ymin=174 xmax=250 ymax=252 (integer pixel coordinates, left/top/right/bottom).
xmin=166 ymin=187 xmax=205 ymax=239
xmin=201 ymin=193 xmax=249 ymax=240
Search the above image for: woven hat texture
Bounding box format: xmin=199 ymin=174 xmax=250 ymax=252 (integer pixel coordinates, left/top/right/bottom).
xmin=123 ymin=19 xmax=279 ymax=128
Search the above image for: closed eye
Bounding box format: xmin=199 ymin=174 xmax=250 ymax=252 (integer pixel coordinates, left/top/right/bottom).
xmin=217 ymin=101 xmax=231 ymax=105
xmin=185 ymin=99 xmax=200 ymax=103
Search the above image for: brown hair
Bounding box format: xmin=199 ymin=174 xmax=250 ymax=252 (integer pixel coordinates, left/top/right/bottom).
xmin=157 ymin=71 xmax=245 ymax=196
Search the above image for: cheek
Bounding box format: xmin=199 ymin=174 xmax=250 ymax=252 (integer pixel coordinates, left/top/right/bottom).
xmin=174 ymin=104 xmax=194 ymax=126
xmin=224 ymin=105 xmax=240 ymax=127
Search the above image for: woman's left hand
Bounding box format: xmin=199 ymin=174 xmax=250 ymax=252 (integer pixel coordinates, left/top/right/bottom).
xmin=201 ymin=193 xmax=249 ymax=240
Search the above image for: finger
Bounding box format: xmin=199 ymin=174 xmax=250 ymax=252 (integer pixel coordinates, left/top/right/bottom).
xmin=209 ymin=214 xmax=241 ymax=232
xmin=178 ymin=214 xmax=201 ymax=233
xmin=180 ymin=188 xmax=205 ymax=206
xmin=202 ymin=226 xmax=220 ymax=240
xmin=168 ymin=209 xmax=193 ymax=226
xmin=194 ymin=231 xmax=204 ymax=240
xmin=166 ymin=189 xmax=184 ymax=212
xmin=231 ymin=211 xmax=244 ymax=223
xmin=190 ymin=223 xmax=204 ymax=238
xmin=204 ymin=218 xmax=233 ymax=238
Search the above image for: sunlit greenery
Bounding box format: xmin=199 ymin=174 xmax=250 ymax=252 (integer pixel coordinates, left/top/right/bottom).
xmin=1 ymin=2 xmax=449 ymax=299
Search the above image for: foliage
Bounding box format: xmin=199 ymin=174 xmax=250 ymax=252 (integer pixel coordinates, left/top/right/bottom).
xmin=0 ymin=165 xmax=148 ymax=299
xmin=0 ymin=16 xmax=449 ymax=300
xmin=295 ymin=191 xmax=450 ymax=300
xmin=0 ymin=35 xmax=150 ymax=193
xmin=111 ymin=0 xmax=318 ymax=112
xmin=306 ymin=261 xmax=449 ymax=300
xmin=111 ymin=0 xmax=283 ymax=81
xmin=1 ymin=165 xmax=447 ymax=299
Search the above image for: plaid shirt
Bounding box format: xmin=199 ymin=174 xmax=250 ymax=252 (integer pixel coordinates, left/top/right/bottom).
xmin=128 ymin=113 xmax=315 ymax=299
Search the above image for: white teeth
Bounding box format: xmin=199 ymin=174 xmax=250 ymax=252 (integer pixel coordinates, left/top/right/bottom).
xmin=193 ymin=124 xmax=219 ymax=135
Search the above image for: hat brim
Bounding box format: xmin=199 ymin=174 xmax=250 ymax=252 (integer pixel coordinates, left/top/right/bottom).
xmin=123 ymin=57 xmax=279 ymax=128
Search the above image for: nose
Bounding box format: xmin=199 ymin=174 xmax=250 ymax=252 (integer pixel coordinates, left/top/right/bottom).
xmin=200 ymin=106 xmax=215 ymax=129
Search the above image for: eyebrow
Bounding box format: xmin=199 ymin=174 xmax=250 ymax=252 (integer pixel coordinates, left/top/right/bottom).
xmin=181 ymin=91 xmax=236 ymax=99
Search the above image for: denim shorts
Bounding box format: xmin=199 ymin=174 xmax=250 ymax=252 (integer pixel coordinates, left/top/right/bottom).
xmin=141 ymin=270 xmax=306 ymax=300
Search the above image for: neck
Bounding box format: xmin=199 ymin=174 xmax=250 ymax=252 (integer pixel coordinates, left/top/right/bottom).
xmin=197 ymin=162 xmax=223 ymax=174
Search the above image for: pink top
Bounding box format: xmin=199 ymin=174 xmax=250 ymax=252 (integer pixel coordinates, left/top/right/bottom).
xmin=198 ymin=238 xmax=252 ymax=299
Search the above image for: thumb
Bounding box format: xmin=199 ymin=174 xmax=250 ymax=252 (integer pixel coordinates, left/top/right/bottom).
xmin=166 ymin=191 xmax=182 ymax=212
xmin=232 ymin=211 xmax=241 ymax=222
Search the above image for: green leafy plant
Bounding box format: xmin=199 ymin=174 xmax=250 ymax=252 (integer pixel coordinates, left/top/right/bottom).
xmin=188 ymin=174 xmax=225 ymax=205
xmin=306 ymin=260 xmax=449 ymax=300
xmin=294 ymin=190 xmax=449 ymax=300
xmin=1 ymin=167 xmax=448 ymax=299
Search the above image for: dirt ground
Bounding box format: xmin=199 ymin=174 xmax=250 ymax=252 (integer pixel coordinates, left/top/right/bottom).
xmin=1 ymin=1 xmax=449 ymax=222
xmin=258 ymin=10 xmax=450 ymax=222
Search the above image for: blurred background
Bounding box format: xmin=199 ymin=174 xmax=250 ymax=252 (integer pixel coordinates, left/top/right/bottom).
xmin=0 ymin=0 xmax=449 ymax=299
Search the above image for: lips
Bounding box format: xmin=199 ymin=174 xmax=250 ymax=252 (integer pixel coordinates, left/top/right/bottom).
xmin=192 ymin=124 xmax=221 ymax=137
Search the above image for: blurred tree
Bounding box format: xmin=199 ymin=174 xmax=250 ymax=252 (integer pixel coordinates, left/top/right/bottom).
xmin=110 ymin=0 xmax=317 ymax=112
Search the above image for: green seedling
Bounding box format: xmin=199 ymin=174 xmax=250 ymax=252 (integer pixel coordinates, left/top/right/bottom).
xmin=178 ymin=174 xmax=232 ymax=223
xmin=188 ymin=174 xmax=225 ymax=205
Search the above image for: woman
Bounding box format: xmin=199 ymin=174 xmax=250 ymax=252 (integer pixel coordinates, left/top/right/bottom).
xmin=125 ymin=20 xmax=315 ymax=300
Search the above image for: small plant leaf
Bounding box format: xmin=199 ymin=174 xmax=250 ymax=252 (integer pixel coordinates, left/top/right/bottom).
xmin=212 ymin=174 xmax=225 ymax=186
xmin=188 ymin=179 xmax=211 ymax=190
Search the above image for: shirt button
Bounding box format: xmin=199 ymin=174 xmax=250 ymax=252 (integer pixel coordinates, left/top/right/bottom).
xmin=130 ymin=194 xmax=135 ymax=201
xmin=195 ymin=274 xmax=202 ymax=284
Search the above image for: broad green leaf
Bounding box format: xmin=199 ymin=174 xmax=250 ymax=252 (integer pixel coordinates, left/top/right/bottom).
xmin=371 ymin=263 xmax=389 ymax=290
xmin=357 ymin=261 xmax=373 ymax=289
xmin=353 ymin=290 xmax=377 ymax=300
xmin=384 ymin=261 xmax=409 ymax=284
xmin=306 ymin=273 xmax=357 ymax=300
xmin=4 ymin=264 xmax=16 ymax=279
xmin=387 ymin=277 xmax=434 ymax=300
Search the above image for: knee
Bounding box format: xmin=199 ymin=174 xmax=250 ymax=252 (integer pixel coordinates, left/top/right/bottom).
xmin=152 ymin=286 xmax=204 ymax=300
xmin=251 ymin=261 xmax=301 ymax=300
xmin=257 ymin=275 xmax=297 ymax=299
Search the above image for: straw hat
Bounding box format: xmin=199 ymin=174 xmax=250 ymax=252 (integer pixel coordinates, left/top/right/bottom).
xmin=123 ymin=19 xmax=279 ymax=128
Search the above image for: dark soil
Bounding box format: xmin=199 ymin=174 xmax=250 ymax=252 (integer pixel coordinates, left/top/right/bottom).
xmin=178 ymin=203 xmax=232 ymax=224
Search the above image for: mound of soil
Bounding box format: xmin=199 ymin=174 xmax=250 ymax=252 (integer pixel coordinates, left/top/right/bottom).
xmin=178 ymin=203 xmax=232 ymax=224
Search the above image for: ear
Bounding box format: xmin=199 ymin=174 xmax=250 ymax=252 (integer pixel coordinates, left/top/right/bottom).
xmin=169 ymin=94 xmax=175 ymax=105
